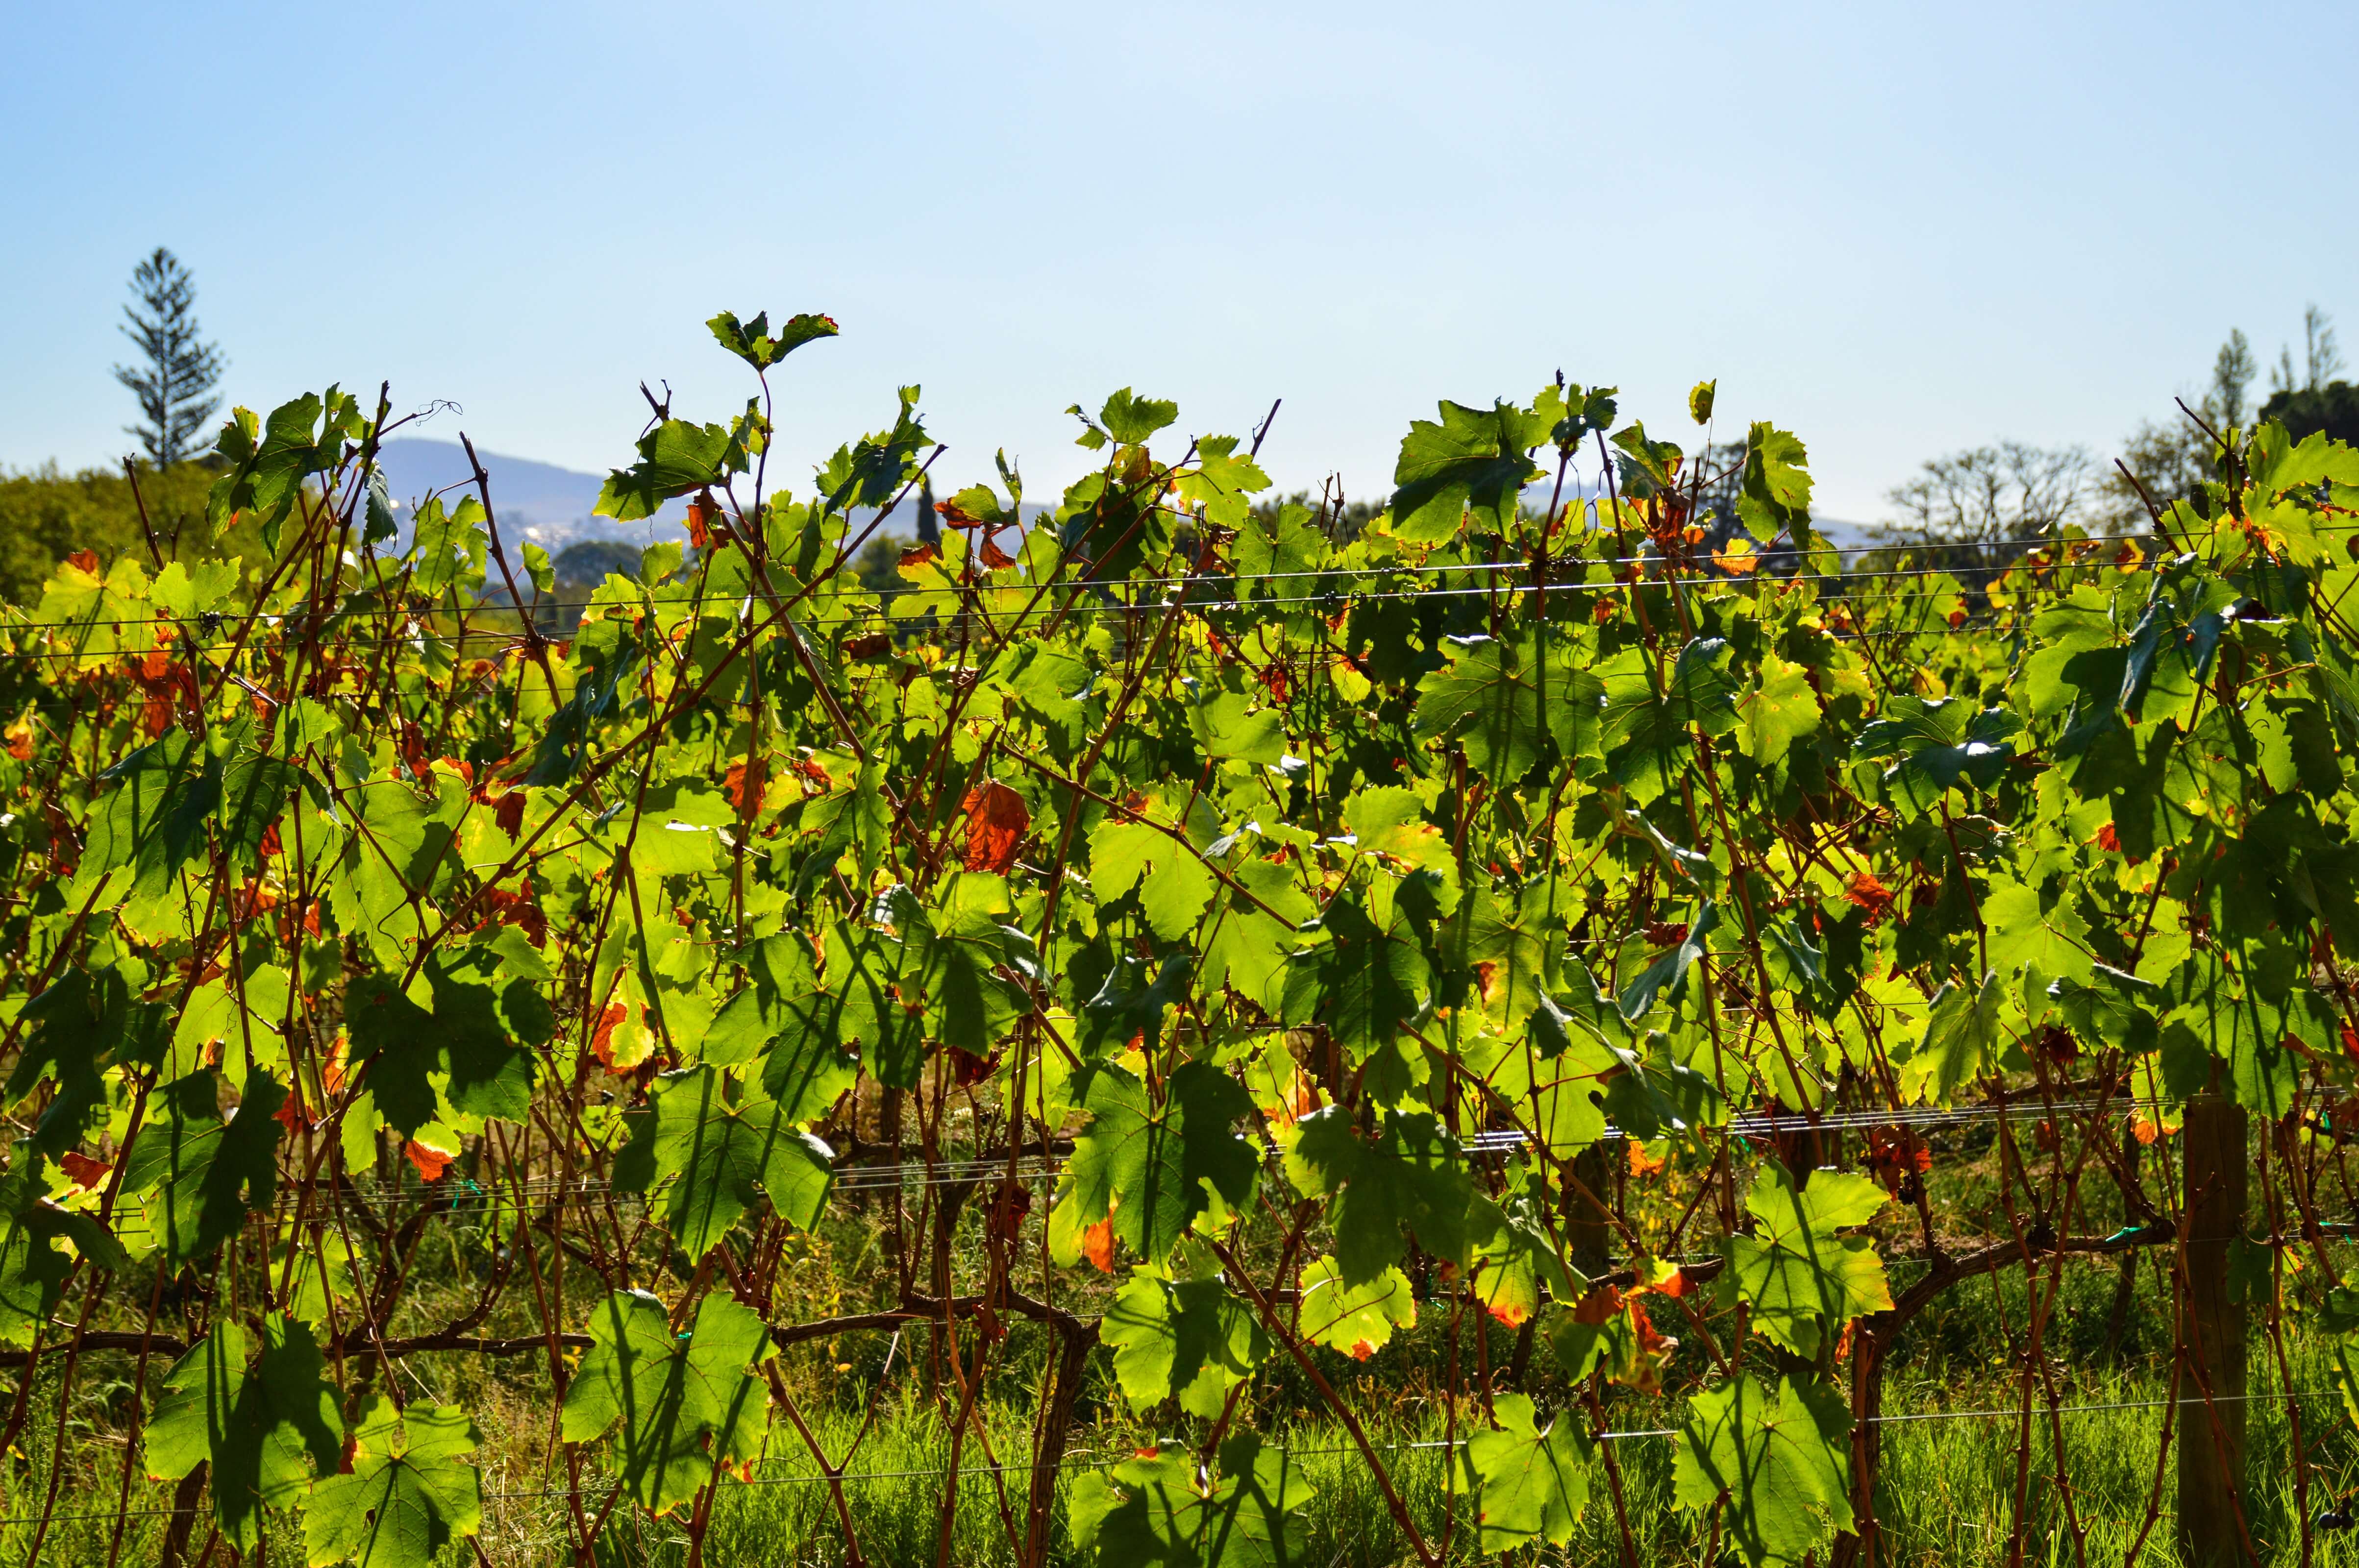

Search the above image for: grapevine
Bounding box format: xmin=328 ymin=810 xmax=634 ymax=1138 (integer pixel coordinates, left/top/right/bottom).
xmin=5 ymin=310 xmax=2359 ymax=1568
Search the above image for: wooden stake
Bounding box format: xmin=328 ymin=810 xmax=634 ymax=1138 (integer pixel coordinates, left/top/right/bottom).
xmin=2178 ymin=1089 xmax=2247 ymax=1568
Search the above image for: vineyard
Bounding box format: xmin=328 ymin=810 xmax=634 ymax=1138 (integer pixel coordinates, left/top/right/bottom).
xmin=5 ymin=308 xmax=2359 ymax=1568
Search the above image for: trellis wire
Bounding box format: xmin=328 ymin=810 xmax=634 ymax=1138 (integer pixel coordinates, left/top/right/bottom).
xmin=77 ymin=1091 xmax=2138 ymax=1241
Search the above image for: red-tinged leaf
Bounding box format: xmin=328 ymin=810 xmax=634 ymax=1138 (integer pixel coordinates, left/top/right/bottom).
xmin=477 ymin=887 xmax=549 ymax=946
xmin=1842 ymin=872 xmax=1895 ymax=925
xmin=724 ymin=758 xmax=766 ymax=815
xmin=591 ymin=1003 xmax=630 ymax=1072
xmin=405 ymin=1141 xmax=454 ymax=1181
xmin=936 ymin=500 xmax=989 ymax=529
xmin=2095 ymin=821 xmax=2122 ymax=853
xmin=1629 ymin=1299 xmax=1670 ymax=1353
xmin=959 ymin=779 xmax=1030 ymax=874
xmin=979 ymin=533 xmax=1017 ymax=570
xmin=58 ymin=1151 xmax=110 ymax=1190
xmin=842 ymin=632 xmax=892 ymax=659
xmin=1487 ymin=1299 xmax=1528 ymax=1328
xmin=899 ymin=543 xmax=938 ymax=570
xmin=65 ymin=549 xmax=99 ymax=575
xmin=1573 ymin=1284 xmax=1623 ymax=1325
xmin=495 ymin=790 xmax=527 ymax=839
xmin=1349 ymin=1339 xmax=1379 ymax=1361
xmin=1627 ymin=1141 xmax=1668 ymax=1177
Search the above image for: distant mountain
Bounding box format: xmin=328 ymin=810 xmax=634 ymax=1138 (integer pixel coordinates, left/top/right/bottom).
xmin=369 ymin=438 xmax=1870 ymax=558
xmin=371 ymin=439 xmax=685 ymax=551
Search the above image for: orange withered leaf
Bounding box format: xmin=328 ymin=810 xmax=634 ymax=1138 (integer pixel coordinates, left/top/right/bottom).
xmin=404 ymin=1142 xmax=454 ymax=1181
xmin=1081 ymin=1218 xmax=1116 ymax=1273
xmin=960 ymin=779 xmax=1030 ymax=874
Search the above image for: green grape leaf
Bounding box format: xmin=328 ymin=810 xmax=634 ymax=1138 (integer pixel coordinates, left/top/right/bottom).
xmin=1296 ymin=1254 xmax=1417 ymax=1357
xmin=597 ymin=409 xmax=764 ymax=522
xmin=1098 ymin=388 xmax=1179 ymax=446
xmin=1674 ymin=1374 xmax=1853 ymax=1568
xmin=615 ymin=1065 xmax=834 ymax=1257
xmin=1189 ymin=682 xmax=1288 ymax=766
xmin=1286 ymin=1107 xmax=1474 ymax=1284
xmin=819 ymin=385 xmax=931 ymax=514
xmin=1980 ymin=878 xmax=2096 ymax=986
xmin=1851 ymin=699 xmax=2018 ymax=814
xmin=146 ymin=1317 xmax=341 ymax=1550
xmin=304 ymin=1396 xmax=483 ymax=1568
xmin=1721 ymin=1164 xmax=1891 ymax=1358
xmin=1612 ymin=420 xmax=1684 ymax=494
xmin=1442 ymin=879 xmax=1563 ymax=1029
xmin=1468 ymin=1392 xmax=1590 ymax=1554
xmin=407 ymin=496 xmax=489 ymax=597
xmin=1068 ymin=1435 xmax=1314 ymax=1568
xmin=1617 ymin=902 xmax=1719 ymax=1022
xmin=560 ymin=1290 xmax=775 ymax=1515
xmin=1200 ymin=853 xmax=1315 ymax=1013
xmin=1292 ymin=891 xmax=1428 ymax=1068
xmin=1901 ymin=972 xmax=1999 ymax=1103
xmin=824 ymin=918 xmax=927 ymax=1090
xmin=1067 ymin=1062 xmax=1259 ymax=1264
xmin=1091 ymin=818 xmax=1216 ymax=940
xmin=878 ymin=886 xmax=1029 ymax=1058
xmin=0 ymin=1148 xmax=126 ymax=1345
xmin=1233 ymin=501 xmax=1329 ymax=607
xmin=1467 ymin=1191 xmax=1579 ymax=1328
xmin=1389 ymin=395 xmax=1554 ymax=542
xmin=7 ymin=967 xmax=166 ymax=1155
xmin=1415 ymin=635 xmax=1545 ymax=778
xmin=1599 ymin=640 xmax=1740 ymax=800
xmin=1101 ymin=1270 xmax=1268 ymax=1418
xmin=707 ymin=308 xmax=838 ymax=369
xmin=81 ymin=729 xmax=211 ymax=895
xmin=1736 ymin=423 xmax=1814 ymax=545
xmin=119 ymin=1069 xmax=284 ymax=1265
xmin=1738 ymin=653 xmax=1823 ymax=763
xmin=704 ymin=935 xmax=860 ymax=1115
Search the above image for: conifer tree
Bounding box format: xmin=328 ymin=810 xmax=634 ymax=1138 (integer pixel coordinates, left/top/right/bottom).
xmin=112 ymin=247 xmax=225 ymax=467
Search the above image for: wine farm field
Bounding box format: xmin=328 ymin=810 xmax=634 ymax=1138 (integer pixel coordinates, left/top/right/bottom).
xmin=7 ymin=309 xmax=2359 ymax=1568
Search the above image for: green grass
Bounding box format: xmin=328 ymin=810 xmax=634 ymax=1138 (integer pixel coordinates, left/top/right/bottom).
xmin=7 ymin=1134 xmax=2347 ymax=1565
xmin=14 ymin=1331 xmax=2359 ymax=1568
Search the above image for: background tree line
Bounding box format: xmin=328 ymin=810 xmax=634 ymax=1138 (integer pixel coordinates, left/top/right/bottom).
xmin=1872 ymin=304 xmax=2359 ymax=570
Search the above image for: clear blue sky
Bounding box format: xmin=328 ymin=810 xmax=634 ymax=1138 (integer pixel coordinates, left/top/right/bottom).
xmin=4 ymin=1 xmax=2352 ymax=522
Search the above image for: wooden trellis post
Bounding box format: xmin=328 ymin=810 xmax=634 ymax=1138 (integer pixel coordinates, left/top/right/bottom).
xmin=2178 ymin=1088 xmax=2248 ymax=1568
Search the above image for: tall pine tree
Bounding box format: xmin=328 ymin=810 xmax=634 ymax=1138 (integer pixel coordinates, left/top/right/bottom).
xmin=113 ymin=248 xmax=224 ymax=467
